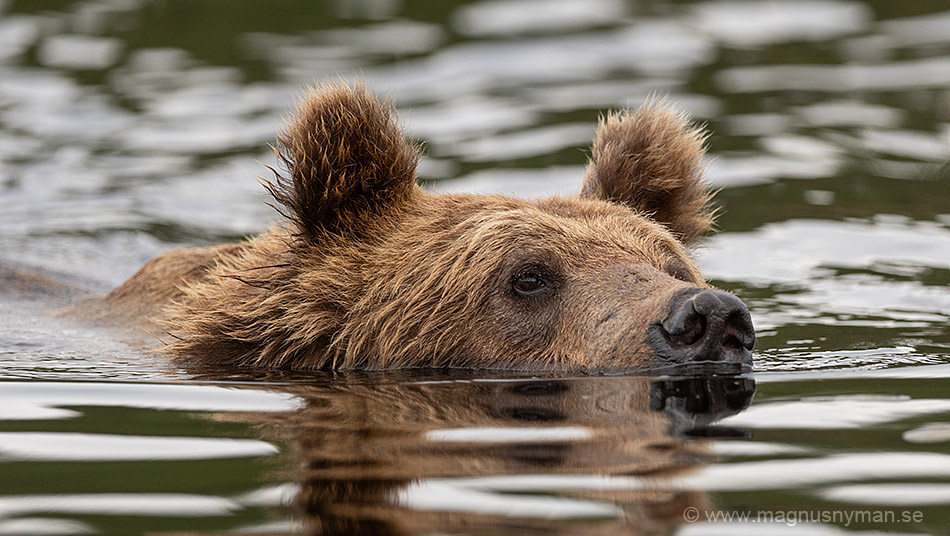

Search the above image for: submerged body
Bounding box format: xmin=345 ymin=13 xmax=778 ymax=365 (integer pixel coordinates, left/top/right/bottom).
xmin=102 ymin=83 xmax=754 ymax=371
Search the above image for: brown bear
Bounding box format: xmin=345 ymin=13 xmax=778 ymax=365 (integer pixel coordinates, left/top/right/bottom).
xmin=100 ymin=82 xmax=754 ymax=372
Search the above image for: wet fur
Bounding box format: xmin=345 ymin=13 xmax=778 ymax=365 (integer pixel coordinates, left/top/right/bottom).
xmin=102 ymin=83 xmax=717 ymax=371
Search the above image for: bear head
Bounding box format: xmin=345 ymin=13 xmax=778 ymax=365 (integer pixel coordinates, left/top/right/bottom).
xmin=161 ymin=83 xmax=754 ymax=372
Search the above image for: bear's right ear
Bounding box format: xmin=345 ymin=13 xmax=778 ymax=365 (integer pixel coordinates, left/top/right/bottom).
xmin=580 ymin=102 xmax=715 ymax=245
xmin=266 ymin=83 xmax=421 ymax=240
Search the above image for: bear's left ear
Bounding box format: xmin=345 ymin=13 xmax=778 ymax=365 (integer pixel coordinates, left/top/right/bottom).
xmin=267 ymin=83 xmax=421 ymax=241
xmin=580 ymin=102 xmax=715 ymax=245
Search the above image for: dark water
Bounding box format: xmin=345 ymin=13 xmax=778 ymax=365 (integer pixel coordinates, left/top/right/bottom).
xmin=1 ymin=0 xmax=949 ymax=534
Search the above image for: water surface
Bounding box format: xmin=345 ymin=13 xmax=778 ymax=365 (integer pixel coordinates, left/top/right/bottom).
xmin=1 ymin=0 xmax=949 ymax=534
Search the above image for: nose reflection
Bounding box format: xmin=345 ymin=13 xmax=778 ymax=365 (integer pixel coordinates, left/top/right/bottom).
xmin=650 ymin=376 xmax=756 ymax=437
xmin=250 ymin=374 xmax=755 ymax=535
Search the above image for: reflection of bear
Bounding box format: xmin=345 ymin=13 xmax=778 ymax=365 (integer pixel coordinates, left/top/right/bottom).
xmin=101 ymin=83 xmax=754 ymax=371
xmin=247 ymin=375 xmax=755 ymax=535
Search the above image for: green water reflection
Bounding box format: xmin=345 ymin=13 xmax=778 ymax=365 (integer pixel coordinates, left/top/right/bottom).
xmin=1 ymin=0 xmax=948 ymax=533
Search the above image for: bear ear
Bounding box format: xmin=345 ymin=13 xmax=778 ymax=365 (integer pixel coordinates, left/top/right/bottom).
xmin=266 ymin=82 xmax=421 ymax=240
xmin=580 ymin=101 xmax=716 ymax=245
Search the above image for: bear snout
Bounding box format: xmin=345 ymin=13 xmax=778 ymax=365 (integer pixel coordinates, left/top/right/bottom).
xmin=647 ymin=288 xmax=755 ymax=369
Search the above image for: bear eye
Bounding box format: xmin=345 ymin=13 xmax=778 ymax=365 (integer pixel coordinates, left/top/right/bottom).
xmin=512 ymin=271 xmax=545 ymax=295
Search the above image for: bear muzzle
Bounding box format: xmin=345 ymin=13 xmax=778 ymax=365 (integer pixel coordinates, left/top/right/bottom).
xmin=647 ymin=288 xmax=755 ymax=370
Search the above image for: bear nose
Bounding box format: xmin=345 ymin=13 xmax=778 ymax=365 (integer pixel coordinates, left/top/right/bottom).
xmin=649 ymin=288 xmax=755 ymax=367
